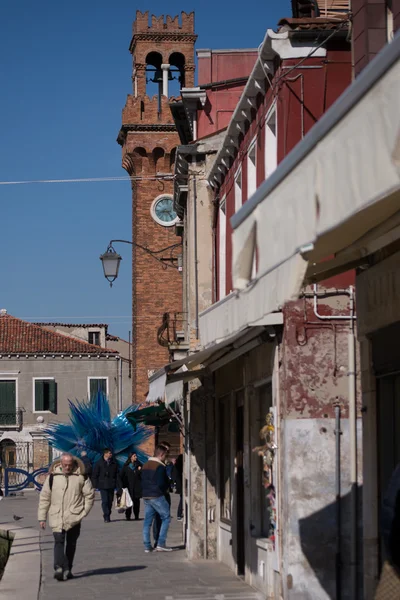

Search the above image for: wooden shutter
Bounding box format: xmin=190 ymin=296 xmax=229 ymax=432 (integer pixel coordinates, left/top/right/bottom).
xmin=48 ymin=380 xmax=57 ymax=413
xmin=99 ymin=379 xmax=107 ymax=395
xmin=90 ymin=379 xmax=107 ymax=398
xmin=35 ymin=380 xmax=45 ymax=411
xmin=0 ymin=380 xmax=16 ymax=424
xmin=89 ymin=379 xmax=97 ymax=398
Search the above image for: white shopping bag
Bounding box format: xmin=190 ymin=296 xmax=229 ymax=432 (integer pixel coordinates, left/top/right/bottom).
xmin=124 ymin=487 xmax=133 ymax=508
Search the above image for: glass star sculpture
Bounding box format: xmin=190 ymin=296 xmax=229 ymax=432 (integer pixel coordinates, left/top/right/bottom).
xmin=44 ymin=392 xmax=151 ymax=467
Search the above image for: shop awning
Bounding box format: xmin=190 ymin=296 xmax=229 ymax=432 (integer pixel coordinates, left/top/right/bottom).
xmin=147 ymin=321 xmax=282 ymax=404
xmin=126 ymin=403 xmax=179 ymax=430
xmin=201 ymin=34 xmax=400 ymax=348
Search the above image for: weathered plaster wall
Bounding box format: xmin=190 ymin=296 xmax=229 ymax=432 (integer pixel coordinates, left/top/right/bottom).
xmin=282 ymin=418 xmax=362 ymax=600
xmin=186 ymin=381 xmax=217 ymax=560
xmin=280 ymin=294 xmax=363 ymax=599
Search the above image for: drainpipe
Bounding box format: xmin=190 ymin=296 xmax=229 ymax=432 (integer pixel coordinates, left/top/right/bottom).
xmin=335 ymin=404 xmax=342 ymax=600
xmin=348 ymin=286 xmax=358 ymax=599
xmin=186 ymin=396 xmax=192 ymax=556
xmin=313 ymin=284 xmax=356 ymax=320
xmin=119 ymin=357 xmax=123 ymax=412
xmin=203 ymin=397 xmax=208 ymax=559
xmin=310 ymin=284 xmax=358 ymax=597
xmin=193 ymin=175 xmax=199 ymax=339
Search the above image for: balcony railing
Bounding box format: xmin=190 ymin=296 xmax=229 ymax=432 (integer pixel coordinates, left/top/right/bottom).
xmin=0 ymin=409 xmax=23 ymax=431
xmin=157 ymin=312 xmax=188 ymax=348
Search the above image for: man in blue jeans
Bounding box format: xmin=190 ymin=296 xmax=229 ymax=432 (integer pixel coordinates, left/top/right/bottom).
xmin=141 ymin=444 xmax=172 ymax=553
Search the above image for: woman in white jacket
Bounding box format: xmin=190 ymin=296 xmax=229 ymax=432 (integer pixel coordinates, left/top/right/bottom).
xmin=38 ymin=453 xmax=94 ymax=581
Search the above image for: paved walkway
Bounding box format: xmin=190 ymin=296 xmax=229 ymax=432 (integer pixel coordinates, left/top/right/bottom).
xmin=1 ymin=492 xmax=261 ymax=600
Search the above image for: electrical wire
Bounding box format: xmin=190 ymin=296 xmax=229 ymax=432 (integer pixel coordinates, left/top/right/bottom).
xmin=0 ymin=175 xmax=176 ymax=186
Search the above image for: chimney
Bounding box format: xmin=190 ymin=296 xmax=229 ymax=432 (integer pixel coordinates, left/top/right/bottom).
xmin=0 ymin=309 xmax=7 ymax=316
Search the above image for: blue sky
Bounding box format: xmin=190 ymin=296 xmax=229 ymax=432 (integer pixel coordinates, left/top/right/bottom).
xmin=0 ymin=1 xmax=290 ymax=340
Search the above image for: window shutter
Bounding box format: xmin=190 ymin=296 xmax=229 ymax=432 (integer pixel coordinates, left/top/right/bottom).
xmin=49 ymin=380 xmax=57 ymax=413
xmin=89 ymin=379 xmax=107 ymax=398
xmin=99 ymin=379 xmax=107 ymax=395
xmin=0 ymin=381 xmax=16 ymax=424
xmin=89 ymin=379 xmax=97 ymax=398
xmin=35 ymin=380 xmax=44 ymax=411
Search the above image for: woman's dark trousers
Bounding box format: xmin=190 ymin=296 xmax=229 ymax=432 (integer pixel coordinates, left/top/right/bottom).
xmin=125 ymin=498 xmax=140 ymax=520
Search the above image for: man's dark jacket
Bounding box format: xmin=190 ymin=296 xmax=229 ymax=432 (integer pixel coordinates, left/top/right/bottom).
xmin=141 ymin=458 xmax=170 ymax=498
xmin=92 ymin=458 xmax=119 ymax=490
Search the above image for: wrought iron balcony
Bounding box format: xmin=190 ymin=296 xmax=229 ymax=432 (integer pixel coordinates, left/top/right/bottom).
xmin=0 ymin=409 xmax=23 ymax=431
xmin=157 ymin=312 xmax=188 ymax=348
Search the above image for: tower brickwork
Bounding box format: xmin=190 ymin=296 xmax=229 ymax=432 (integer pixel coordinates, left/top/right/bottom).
xmin=118 ymin=11 xmax=197 ymax=405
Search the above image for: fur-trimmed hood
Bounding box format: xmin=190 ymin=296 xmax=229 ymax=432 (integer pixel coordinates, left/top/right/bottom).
xmin=48 ymin=455 xmax=86 ymax=476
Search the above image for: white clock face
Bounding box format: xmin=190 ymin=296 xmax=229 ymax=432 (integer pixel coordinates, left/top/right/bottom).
xmin=151 ymin=195 xmax=178 ymax=227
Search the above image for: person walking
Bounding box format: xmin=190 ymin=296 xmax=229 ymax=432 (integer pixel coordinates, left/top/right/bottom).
xmin=38 ymin=453 xmax=94 ymax=581
xmin=79 ymin=450 xmax=92 ymax=482
xmin=153 ymin=442 xmax=171 ymax=547
xmin=141 ymin=444 xmax=172 ymax=553
xmin=92 ymin=448 xmax=119 ymax=523
xmin=173 ymin=454 xmax=183 ymax=521
xmin=118 ymin=452 xmax=142 ymax=520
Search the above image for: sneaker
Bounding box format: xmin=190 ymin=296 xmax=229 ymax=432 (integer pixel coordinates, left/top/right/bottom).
xmin=54 ymin=567 xmax=63 ymax=581
xmin=177 ymin=517 xmax=183 ymax=521
xmin=156 ymin=545 xmax=173 ymax=552
xmin=63 ymin=570 xmax=73 ymax=580
xmin=144 ymin=548 xmax=153 ymax=553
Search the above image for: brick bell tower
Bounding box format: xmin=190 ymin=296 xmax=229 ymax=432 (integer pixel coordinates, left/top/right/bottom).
xmin=118 ymin=11 xmax=196 ymax=407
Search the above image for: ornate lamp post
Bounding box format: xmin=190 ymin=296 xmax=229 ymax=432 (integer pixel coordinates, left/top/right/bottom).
xmin=100 ymin=239 xmax=182 ymax=287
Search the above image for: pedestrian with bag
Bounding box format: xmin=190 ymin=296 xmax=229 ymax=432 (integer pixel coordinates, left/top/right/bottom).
xmin=38 ymin=453 xmax=94 ymax=581
xmin=118 ymin=452 xmax=142 ymax=520
xmin=141 ymin=444 xmax=172 ymax=553
xmin=92 ymin=448 xmax=119 ymax=523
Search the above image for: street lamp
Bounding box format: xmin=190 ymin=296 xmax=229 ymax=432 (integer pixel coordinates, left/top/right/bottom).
xmin=100 ymin=245 xmax=122 ymax=287
xmin=100 ymin=239 xmax=182 ymax=287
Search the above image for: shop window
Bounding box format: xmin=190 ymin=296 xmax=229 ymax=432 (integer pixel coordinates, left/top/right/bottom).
xmin=219 ymin=394 xmax=232 ymax=522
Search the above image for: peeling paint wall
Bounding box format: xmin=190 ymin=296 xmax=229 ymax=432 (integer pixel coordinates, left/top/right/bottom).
xmin=280 ymin=294 xmax=363 ymax=599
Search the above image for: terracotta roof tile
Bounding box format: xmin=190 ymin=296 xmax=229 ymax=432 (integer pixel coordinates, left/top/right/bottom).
xmin=34 ymin=322 xmax=108 ymax=328
xmin=278 ymin=17 xmax=348 ymax=31
xmin=0 ymin=314 xmax=117 ymax=355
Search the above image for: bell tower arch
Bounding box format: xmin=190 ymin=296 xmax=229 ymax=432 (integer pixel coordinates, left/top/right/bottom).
xmin=118 ymin=11 xmax=197 ymax=405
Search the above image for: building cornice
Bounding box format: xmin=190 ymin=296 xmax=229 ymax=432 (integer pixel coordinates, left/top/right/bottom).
xmin=117 ymin=123 xmax=177 ymax=146
xmin=130 ymin=33 xmax=197 ymax=52
xmin=0 ymin=353 xmax=119 ymax=359
xmin=207 ymin=27 xmax=329 ymax=188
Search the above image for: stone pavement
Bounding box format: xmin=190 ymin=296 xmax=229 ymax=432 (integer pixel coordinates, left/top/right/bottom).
xmin=0 ymin=492 xmax=262 ymax=600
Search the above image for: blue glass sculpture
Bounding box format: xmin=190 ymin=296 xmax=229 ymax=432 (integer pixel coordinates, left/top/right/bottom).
xmin=44 ymin=392 xmax=151 ymax=467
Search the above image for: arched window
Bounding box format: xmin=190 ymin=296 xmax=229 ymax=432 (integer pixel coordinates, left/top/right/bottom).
xmin=145 ymin=51 xmax=163 ymax=97
xmin=132 ymin=147 xmax=148 ymax=174
xmin=169 ymin=52 xmax=186 ymax=96
xmin=152 ymin=147 xmax=165 ymax=174
xmin=170 ymin=147 xmax=177 ymax=170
